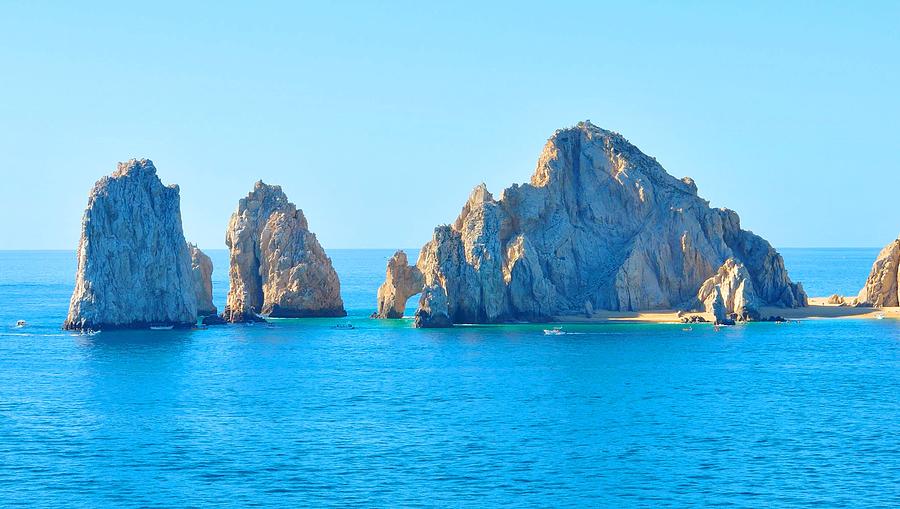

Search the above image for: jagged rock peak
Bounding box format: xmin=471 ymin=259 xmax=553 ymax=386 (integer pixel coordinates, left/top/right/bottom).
xmin=64 ymin=159 xmax=196 ymax=330
xmin=857 ymin=236 xmax=900 ymax=307
xmin=222 ymin=182 xmax=345 ymax=322
xmin=376 ymin=121 xmax=807 ymax=327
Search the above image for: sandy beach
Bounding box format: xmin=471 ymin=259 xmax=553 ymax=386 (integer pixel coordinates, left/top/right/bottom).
xmin=554 ymin=296 xmax=899 ymax=324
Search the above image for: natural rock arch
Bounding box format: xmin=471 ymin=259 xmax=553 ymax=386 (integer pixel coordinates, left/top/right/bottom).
xmin=374 ymin=251 xmax=424 ymax=319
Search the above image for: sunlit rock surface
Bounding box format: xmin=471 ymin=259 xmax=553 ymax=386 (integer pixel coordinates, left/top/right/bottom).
xmin=378 ymin=121 xmax=806 ymax=327
xmin=857 ymin=237 xmax=900 ymax=307
xmin=221 ymin=182 xmax=345 ymax=322
xmin=63 ymin=159 xmax=196 ymax=330
xmin=696 ymin=258 xmax=761 ymax=323
xmin=375 ymin=251 xmax=423 ymax=318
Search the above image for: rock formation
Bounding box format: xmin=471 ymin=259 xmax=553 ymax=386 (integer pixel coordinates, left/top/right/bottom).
xmin=856 ymin=237 xmax=900 ymax=307
xmin=374 ymin=251 xmax=424 ymax=318
xmin=188 ymin=243 xmax=217 ymax=316
xmin=826 ymin=294 xmax=847 ymax=306
xmin=221 ymin=181 xmax=345 ymax=322
xmin=376 ymin=121 xmax=806 ymax=327
xmin=64 ymin=159 xmax=197 ymax=330
xmin=695 ymin=258 xmax=760 ymax=323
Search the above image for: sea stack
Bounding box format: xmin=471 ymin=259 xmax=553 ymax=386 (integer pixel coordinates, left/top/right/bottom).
xmin=856 ymin=236 xmax=900 ymax=307
xmin=376 ymin=121 xmax=807 ymax=327
xmin=63 ymin=159 xmax=197 ymax=330
xmin=221 ymin=181 xmax=345 ymax=322
xmin=188 ymin=243 xmax=217 ymax=316
xmin=695 ymin=258 xmax=761 ymax=323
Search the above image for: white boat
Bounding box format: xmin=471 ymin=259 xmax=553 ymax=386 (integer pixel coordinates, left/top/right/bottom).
xmin=149 ymin=325 xmax=174 ymax=330
xmin=15 ymin=320 xmax=26 ymax=328
xmin=543 ymin=327 xmax=565 ymax=336
xmin=875 ymin=313 xmax=885 ymax=320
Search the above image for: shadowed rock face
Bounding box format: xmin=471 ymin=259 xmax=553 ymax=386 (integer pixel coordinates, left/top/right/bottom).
xmin=221 ymin=181 xmax=345 ymax=322
xmin=188 ymin=243 xmax=217 ymax=316
xmin=63 ymin=159 xmax=197 ymax=330
xmin=857 ymin=237 xmax=900 ymax=307
xmin=378 ymin=122 xmax=806 ymax=327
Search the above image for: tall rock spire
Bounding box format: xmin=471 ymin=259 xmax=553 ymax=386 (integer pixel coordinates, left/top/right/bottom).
xmin=64 ymin=159 xmax=196 ymax=330
xmin=221 ymin=181 xmax=345 ymax=321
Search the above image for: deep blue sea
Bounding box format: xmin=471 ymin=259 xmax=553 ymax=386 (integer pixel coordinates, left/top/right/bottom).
xmin=0 ymin=248 xmax=897 ymax=507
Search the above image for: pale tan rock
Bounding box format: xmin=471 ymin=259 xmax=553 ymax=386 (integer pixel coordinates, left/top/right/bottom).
xmin=188 ymin=243 xmax=217 ymax=316
xmin=222 ymin=182 xmax=345 ymax=321
xmin=857 ymin=238 xmax=900 ymax=307
xmin=64 ymin=159 xmax=196 ymax=330
xmin=375 ymin=251 xmax=423 ymax=318
xmin=377 ymin=121 xmax=806 ymax=327
xmin=696 ymin=258 xmax=760 ymax=322
xmin=826 ymin=294 xmax=846 ymax=306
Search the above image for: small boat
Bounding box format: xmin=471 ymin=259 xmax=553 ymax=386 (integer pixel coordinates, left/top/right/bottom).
xmin=149 ymin=325 xmax=174 ymax=330
xmin=15 ymin=320 xmax=26 ymax=328
xmin=875 ymin=313 xmax=885 ymax=320
xmin=543 ymin=327 xmax=565 ymax=336
xmin=333 ymin=323 xmax=355 ymax=330
xmin=682 ymin=327 xmax=692 ymax=332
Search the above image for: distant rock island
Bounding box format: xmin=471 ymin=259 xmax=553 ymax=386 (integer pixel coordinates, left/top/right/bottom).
xmin=64 ymin=160 xmax=198 ymax=330
xmin=221 ymin=181 xmax=346 ymax=322
xmin=376 ymin=121 xmax=807 ymax=327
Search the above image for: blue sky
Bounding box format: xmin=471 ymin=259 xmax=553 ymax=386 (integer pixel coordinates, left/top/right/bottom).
xmin=1 ymin=1 xmax=897 ymax=250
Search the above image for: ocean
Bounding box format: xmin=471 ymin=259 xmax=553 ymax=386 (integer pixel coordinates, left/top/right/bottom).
xmin=0 ymin=248 xmax=897 ymax=507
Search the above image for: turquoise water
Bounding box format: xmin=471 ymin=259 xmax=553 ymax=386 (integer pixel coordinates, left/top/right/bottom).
xmin=0 ymin=249 xmax=897 ymax=507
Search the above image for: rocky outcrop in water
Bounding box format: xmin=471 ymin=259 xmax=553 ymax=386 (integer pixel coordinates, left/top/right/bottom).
xmin=63 ymin=159 xmax=197 ymax=330
xmin=696 ymin=258 xmax=760 ymax=323
xmin=377 ymin=121 xmax=806 ymax=327
xmin=375 ymin=251 xmax=424 ymax=318
xmin=188 ymin=243 xmax=217 ymax=316
xmin=857 ymin=237 xmax=900 ymax=307
xmin=221 ymin=182 xmax=345 ymax=322
xmin=414 ymin=284 xmax=453 ymax=328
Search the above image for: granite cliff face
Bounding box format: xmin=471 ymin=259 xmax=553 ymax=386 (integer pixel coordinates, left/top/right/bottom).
xmin=221 ymin=182 xmax=345 ymax=322
xmin=377 ymin=122 xmax=806 ymax=327
xmin=64 ymin=159 xmax=197 ymax=330
xmin=188 ymin=243 xmax=217 ymax=316
xmin=857 ymin=237 xmax=900 ymax=307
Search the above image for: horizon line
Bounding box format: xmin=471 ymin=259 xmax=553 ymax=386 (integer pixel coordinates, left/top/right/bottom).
xmin=0 ymin=246 xmax=884 ymax=252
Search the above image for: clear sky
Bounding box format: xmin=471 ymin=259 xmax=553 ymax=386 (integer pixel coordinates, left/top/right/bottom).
xmin=1 ymin=1 xmax=897 ymax=250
